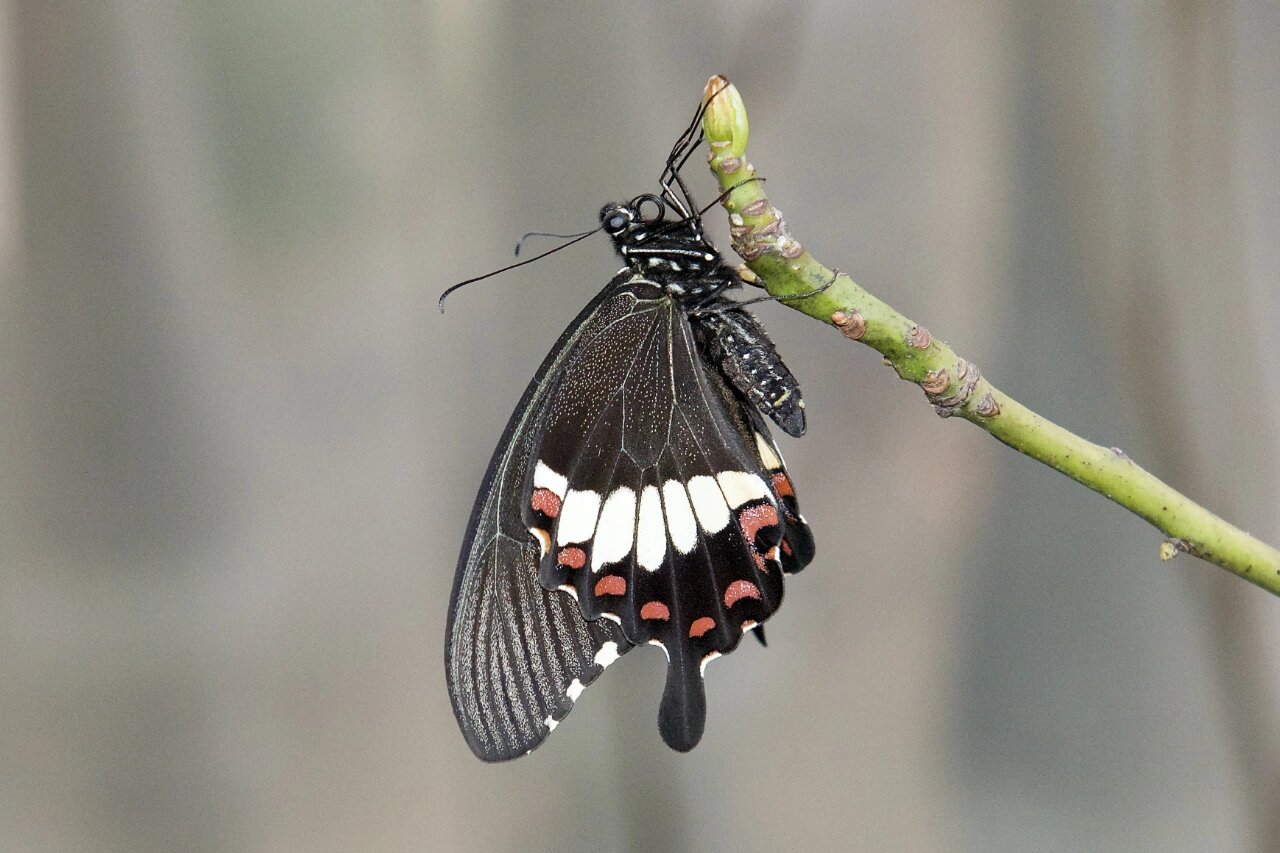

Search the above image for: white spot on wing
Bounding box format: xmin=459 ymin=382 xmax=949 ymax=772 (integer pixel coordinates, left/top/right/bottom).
xmin=687 ymin=475 xmax=730 ymax=533
xmin=716 ymin=471 xmax=771 ymax=508
xmin=648 ymin=639 xmax=670 ymax=661
xmin=566 ymin=678 xmax=585 ymax=702
xmin=661 ymin=480 xmax=698 ymax=554
xmin=534 ymin=461 xmax=568 ymax=497
xmin=544 ymin=715 xmax=559 ymax=732
xmin=700 ymin=651 xmax=722 ymax=676
xmin=591 ymin=486 xmax=637 ymax=570
xmin=557 ymin=489 xmax=601 ymax=546
xmin=528 ymin=526 xmax=551 ymax=557
xmin=636 ymin=485 xmax=666 ymax=571
xmin=594 ymin=641 xmax=621 ymax=668
xmin=754 ymin=432 xmax=782 ymax=470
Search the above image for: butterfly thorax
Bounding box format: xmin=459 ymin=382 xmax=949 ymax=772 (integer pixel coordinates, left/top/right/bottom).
xmin=600 ymin=195 xmax=807 ymax=438
xmin=601 ymin=198 xmax=738 ymax=307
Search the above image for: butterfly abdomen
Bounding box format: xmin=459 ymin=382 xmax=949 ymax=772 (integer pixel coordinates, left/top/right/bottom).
xmin=692 ymin=308 xmax=807 ymax=438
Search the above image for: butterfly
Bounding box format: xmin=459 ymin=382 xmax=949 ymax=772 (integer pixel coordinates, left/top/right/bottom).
xmin=443 ymin=91 xmax=815 ymax=761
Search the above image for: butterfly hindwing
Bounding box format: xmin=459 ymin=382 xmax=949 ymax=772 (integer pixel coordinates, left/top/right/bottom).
xmin=520 ymin=275 xmax=812 ymax=752
xmin=750 ymin=420 xmax=816 ymax=574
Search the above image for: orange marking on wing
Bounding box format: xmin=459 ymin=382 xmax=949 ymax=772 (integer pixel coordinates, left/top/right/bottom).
xmin=689 ymin=616 xmax=716 ymax=639
xmin=594 ymin=574 xmax=626 ymax=596
xmin=640 ymin=600 xmax=670 ymax=621
xmin=736 ymin=503 xmax=779 ymax=544
xmin=771 ymin=472 xmax=795 ymax=498
xmin=530 ymin=488 xmax=562 ymax=518
xmin=557 ymin=546 xmax=586 ymax=569
xmin=724 ymin=580 xmax=762 ymax=608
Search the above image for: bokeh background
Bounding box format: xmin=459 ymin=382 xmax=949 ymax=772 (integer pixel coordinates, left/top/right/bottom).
xmin=2 ymin=2 xmax=1278 ymax=851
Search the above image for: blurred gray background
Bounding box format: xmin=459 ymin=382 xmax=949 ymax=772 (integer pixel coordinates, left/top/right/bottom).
xmin=1 ymin=2 xmax=1278 ymax=851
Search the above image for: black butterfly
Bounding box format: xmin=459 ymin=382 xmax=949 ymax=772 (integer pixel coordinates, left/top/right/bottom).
xmin=444 ymin=94 xmax=815 ymax=761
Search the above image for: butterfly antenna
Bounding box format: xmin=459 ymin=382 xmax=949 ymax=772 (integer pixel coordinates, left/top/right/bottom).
xmin=515 ymin=227 xmax=597 ymax=257
xmin=438 ymin=227 xmax=601 ymax=312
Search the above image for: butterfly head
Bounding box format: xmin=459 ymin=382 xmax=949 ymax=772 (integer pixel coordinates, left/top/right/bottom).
xmin=600 ymin=194 xmax=667 ymax=245
xmin=601 ymin=194 xmax=722 ymax=285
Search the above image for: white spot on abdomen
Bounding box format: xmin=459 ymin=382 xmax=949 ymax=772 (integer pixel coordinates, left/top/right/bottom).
xmin=661 ymin=480 xmax=698 ymax=554
xmin=687 ymin=475 xmax=730 ymax=533
xmin=636 ymin=485 xmax=666 ymax=571
xmin=557 ymin=489 xmax=601 ymax=546
xmin=591 ymin=486 xmax=637 ymax=570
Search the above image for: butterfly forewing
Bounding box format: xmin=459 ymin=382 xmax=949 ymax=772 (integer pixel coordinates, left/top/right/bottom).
xmin=445 ymin=284 xmax=639 ymax=762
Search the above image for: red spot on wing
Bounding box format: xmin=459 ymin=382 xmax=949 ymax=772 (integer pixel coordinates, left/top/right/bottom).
xmin=689 ymin=616 xmax=716 ymax=638
xmin=771 ymin=472 xmax=795 ymax=498
xmin=640 ymin=600 xmax=670 ymax=621
xmin=780 ymin=539 xmax=793 ymax=556
xmin=724 ymin=580 xmax=762 ymax=608
xmin=530 ymin=488 xmax=561 ymax=518
xmin=557 ymin=546 xmax=586 ymax=569
xmin=594 ymin=575 xmax=626 ymax=596
xmin=736 ymin=503 xmax=780 ymax=544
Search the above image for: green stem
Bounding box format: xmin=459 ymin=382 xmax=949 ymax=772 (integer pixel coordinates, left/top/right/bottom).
xmin=699 ymin=75 xmax=1280 ymax=597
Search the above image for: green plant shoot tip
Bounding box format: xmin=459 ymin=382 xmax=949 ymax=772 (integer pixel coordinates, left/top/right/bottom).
xmin=703 ymin=76 xmax=748 ymax=158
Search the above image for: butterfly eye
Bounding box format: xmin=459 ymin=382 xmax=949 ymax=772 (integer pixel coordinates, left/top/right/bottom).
xmin=632 ymin=194 xmax=665 ymax=223
xmin=601 ymin=203 xmax=632 ymax=234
